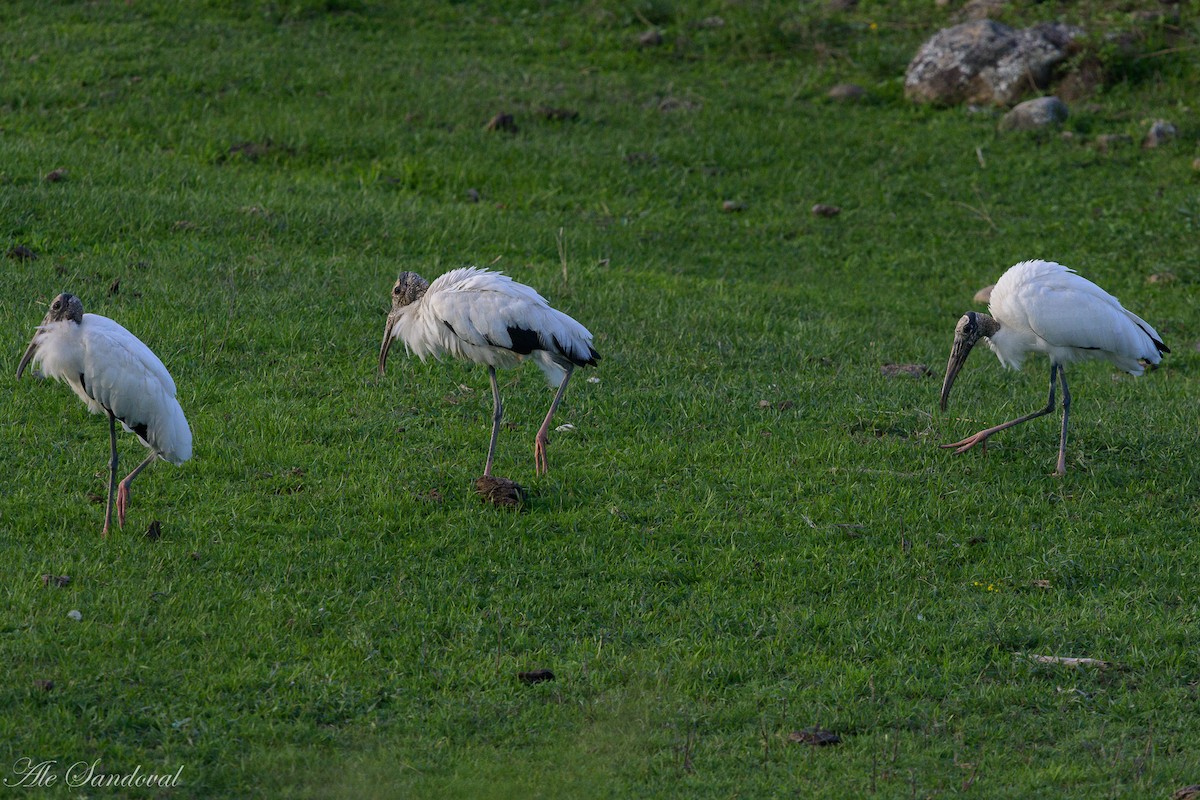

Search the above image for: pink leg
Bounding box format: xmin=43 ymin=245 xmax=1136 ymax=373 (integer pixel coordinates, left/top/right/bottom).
xmin=535 ymin=365 xmax=575 ymax=476
xmin=116 ymin=452 xmax=159 ymax=528
xmin=942 ymin=363 xmax=1060 ymax=459
xmin=102 ymin=412 xmax=119 ymax=538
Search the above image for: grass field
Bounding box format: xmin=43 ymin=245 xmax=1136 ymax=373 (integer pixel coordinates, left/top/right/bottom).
xmin=2 ymin=1 xmax=1198 ymax=797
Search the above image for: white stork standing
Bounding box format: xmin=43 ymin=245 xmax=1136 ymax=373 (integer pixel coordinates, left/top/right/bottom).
xmin=17 ymin=293 xmax=192 ymax=535
xmin=939 ymin=259 xmax=1168 ymax=476
xmin=378 ymin=267 xmax=599 ymax=477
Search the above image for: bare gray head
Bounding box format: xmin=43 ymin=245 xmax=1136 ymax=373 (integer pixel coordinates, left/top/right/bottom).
xmin=47 ymin=293 xmax=84 ymax=325
xmin=18 ymin=293 xmax=84 ymax=379
xmin=390 ymin=272 xmax=430 ymax=309
xmin=378 ymin=273 xmax=430 ymax=376
xmin=939 ymin=311 xmax=1000 ymax=411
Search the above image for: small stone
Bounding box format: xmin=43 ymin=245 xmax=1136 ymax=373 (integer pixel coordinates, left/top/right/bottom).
xmin=757 ymin=400 xmax=772 ymax=409
xmin=638 ymin=29 xmax=663 ymax=47
xmin=41 ymin=574 xmax=71 ymax=588
xmin=518 ymin=669 xmax=556 ymax=684
xmin=722 ymin=200 xmax=746 ymax=213
xmin=484 ymin=112 xmax=517 ymax=133
xmin=974 ymin=284 xmax=994 ymax=304
xmin=1147 ymin=272 xmax=1177 ymax=285
xmin=999 ymin=96 xmax=1068 ymax=131
xmin=881 ymin=363 xmax=933 ymax=378
xmin=475 ymin=475 xmax=526 ymax=508
xmin=465 ymin=188 xmax=481 ymax=203
xmin=811 ymin=203 xmax=841 ymax=217
xmin=788 ymin=727 xmax=842 ymax=746
xmin=43 ymin=168 xmax=68 ymax=183
xmin=827 ymin=83 xmax=866 ymax=102
xmin=67 ymin=610 xmax=82 ymax=622
xmin=7 ymin=245 xmax=37 ymax=261
xmin=587 ymin=376 xmax=601 ymax=384
xmin=1142 ymin=119 xmax=1177 ymax=149
xmin=554 ymin=423 xmax=576 ymax=433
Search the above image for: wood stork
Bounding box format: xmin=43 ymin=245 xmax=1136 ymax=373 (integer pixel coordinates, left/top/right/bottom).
xmin=17 ymin=293 xmax=192 ymax=535
xmin=378 ymin=267 xmax=599 ymax=477
xmin=939 ymin=259 xmax=1168 ymax=476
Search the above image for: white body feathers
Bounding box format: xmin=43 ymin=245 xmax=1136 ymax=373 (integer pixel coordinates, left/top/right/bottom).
xmin=985 ymin=260 xmax=1165 ymax=374
xmin=388 ymin=267 xmax=598 ymax=384
xmin=25 ymin=313 xmax=192 ymax=464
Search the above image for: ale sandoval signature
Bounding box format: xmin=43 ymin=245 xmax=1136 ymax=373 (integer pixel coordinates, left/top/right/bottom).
xmin=4 ymin=758 xmax=184 ymax=789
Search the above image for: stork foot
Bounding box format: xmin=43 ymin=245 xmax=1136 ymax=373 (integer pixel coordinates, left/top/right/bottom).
xmin=940 ymin=430 xmax=992 ymax=455
xmin=534 ymin=432 xmax=550 ymax=476
xmin=116 ymin=482 xmax=132 ymax=528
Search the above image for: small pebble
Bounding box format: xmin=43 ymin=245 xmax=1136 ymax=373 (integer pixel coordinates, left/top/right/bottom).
xmin=811 ymin=204 xmax=841 ymax=217
xmin=67 ymin=610 xmax=82 ymax=622
xmin=638 ymin=29 xmax=663 ymax=47
xmin=1142 ymin=120 xmax=1176 ymax=149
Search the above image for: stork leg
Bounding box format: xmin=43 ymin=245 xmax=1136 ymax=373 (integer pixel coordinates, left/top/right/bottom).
xmin=116 ymin=451 xmax=159 ymax=529
xmin=534 ymin=365 xmax=575 ymax=476
xmin=941 ymin=362 xmax=1060 ymax=457
xmin=484 ymin=366 xmax=503 ymax=477
xmin=1055 ymin=365 xmax=1070 ymax=477
xmin=102 ymin=411 xmax=119 ymax=538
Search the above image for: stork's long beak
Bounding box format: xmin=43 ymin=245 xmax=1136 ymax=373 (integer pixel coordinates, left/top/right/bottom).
xmin=16 ymin=322 xmax=46 ymax=380
xmin=378 ymin=314 xmax=398 ymax=377
xmin=939 ymin=335 xmax=976 ymax=411
xmin=16 ymin=338 xmax=37 ymax=379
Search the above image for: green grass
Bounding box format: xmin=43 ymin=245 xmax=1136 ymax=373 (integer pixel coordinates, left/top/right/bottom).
xmin=2 ymin=1 xmax=1199 ymax=797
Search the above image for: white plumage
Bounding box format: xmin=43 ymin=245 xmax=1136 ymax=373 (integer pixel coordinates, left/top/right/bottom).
xmin=940 ymin=259 xmax=1168 ymax=475
xmin=18 ymin=293 xmax=192 ymax=534
xmin=379 ymin=267 xmax=599 ymax=477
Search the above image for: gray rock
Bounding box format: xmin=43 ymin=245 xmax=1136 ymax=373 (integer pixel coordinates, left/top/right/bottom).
xmin=999 ymin=96 xmax=1068 ymax=131
xmin=905 ymin=20 xmax=1084 ymax=106
xmin=1142 ymin=120 xmax=1177 ymax=149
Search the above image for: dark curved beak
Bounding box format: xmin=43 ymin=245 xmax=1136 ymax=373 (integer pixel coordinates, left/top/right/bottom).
xmin=16 ymin=317 xmax=49 ymax=379
xmin=16 ymin=337 xmax=38 ymax=379
xmin=939 ymin=335 xmax=976 ymax=411
xmin=378 ymin=314 xmax=398 ymax=377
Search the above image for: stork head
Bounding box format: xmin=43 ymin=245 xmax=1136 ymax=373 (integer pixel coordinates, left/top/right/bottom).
xmin=939 ymin=311 xmax=999 ymax=411
xmin=18 ymin=293 xmax=84 ymax=379
xmin=378 ymin=272 xmax=430 ymax=376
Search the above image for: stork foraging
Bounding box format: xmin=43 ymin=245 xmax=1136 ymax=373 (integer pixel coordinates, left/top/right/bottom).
xmin=378 ymin=267 xmax=599 ymax=477
xmin=17 ymin=293 xmax=192 ymax=535
xmin=940 ymin=259 xmax=1168 ymax=476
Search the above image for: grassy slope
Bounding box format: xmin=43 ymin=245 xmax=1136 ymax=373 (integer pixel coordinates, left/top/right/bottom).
xmin=1 ymin=1 xmax=1198 ymax=797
